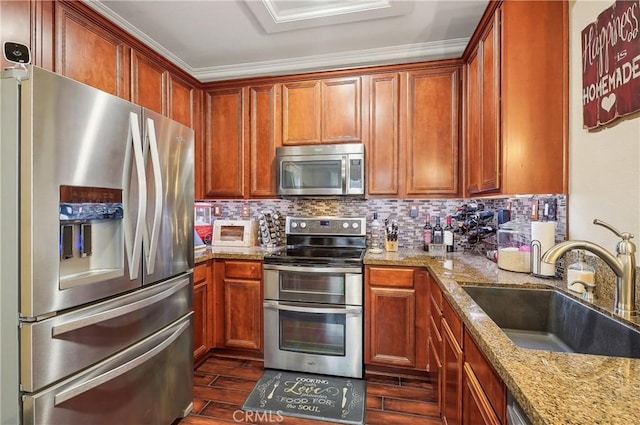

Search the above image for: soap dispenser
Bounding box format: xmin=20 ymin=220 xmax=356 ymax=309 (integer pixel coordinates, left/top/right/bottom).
xmin=567 ymin=250 xmax=595 ymax=294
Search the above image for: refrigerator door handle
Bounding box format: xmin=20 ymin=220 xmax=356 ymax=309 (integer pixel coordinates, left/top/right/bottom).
xmin=123 ymin=112 xmax=147 ymax=280
xmin=53 ymin=318 xmax=190 ymax=406
xmin=143 ymin=117 xmax=163 ymax=275
xmin=51 ymin=277 xmax=189 ymax=337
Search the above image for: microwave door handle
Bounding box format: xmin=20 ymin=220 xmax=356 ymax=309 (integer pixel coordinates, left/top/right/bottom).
xmin=123 ymin=112 xmax=146 ymax=280
xmin=143 ymin=117 xmax=163 ymax=275
xmin=342 ymin=155 xmax=348 ymax=193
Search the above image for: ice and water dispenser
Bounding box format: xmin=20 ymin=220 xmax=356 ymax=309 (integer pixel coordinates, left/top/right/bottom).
xmin=59 ymin=185 xmax=124 ymax=288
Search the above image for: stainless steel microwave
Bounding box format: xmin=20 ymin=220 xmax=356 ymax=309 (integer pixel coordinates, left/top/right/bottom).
xmin=275 ymin=143 xmax=365 ymax=197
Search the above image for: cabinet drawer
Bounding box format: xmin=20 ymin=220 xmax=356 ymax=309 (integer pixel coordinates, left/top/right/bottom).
xmin=443 ymin=298 xmax=463 ymax=347
xmin=429 ymin=312 xmax=442 ymax=349
xmin=429 ymin=277 xmax=443 ymax=312
xmin=464 ymin=330 xmax=506 ymax=423
xmin=367 ymin=266 xmax=415 ymax=288
xmin=224 ymin=261 xmax=262 ymax=279
xmin=194 ymin=263 xmax=208 ymax=284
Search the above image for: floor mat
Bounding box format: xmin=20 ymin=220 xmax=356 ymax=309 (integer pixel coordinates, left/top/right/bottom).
xmin=242 ymin=369 xmax=366 ymax=424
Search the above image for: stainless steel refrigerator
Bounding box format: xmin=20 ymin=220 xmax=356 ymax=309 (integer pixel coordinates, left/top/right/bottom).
xmin=0 ymin=65 xmax=194 ymax=425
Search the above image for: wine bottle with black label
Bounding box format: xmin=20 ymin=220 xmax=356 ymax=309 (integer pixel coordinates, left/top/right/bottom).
xmin=432 ymin=217 xmax=444 ymax=244
xmin=422 ymin=214 xmax=432 ymax=251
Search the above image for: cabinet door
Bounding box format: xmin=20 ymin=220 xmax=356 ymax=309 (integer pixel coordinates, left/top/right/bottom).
xmin=367 ymin=286 xmax=416 ymax=367
xmin=463 ymin=364 xmax=501 ymax=425
xmin=479 ymin=15 xmax=500 ymax=193
xmin=55 ymin=3 xmax=130 ymax=98
xmin=366 ymin=73 xmax=400 ymax=195
xmin=282 ymin=80 xmax=321 ymax=145
xmin=223 ymin=277 xmax=262 ymax=351
xmin=131 ymin=50 xmax=166 ymax=115
xmin=405 ymin=68 xmax=460 ymax=196
xmin=466 ymin=48 xmax=482 ymax=195
xmin=203 ymin=87 xmax=246 ymax=198
xmin=442 ymin=319 xmax=463 ymax=425
xmin=168 ymin=74 xmax=196 ymax=128
xmin=193 ymin=262 xmax=210 ymax=363
xmin=501 ymin=1 xmax=567 ymax=194
xmin=322 ymin=76 xmax=362 ymax=143
xmin=193 ymin=281 xmax=208 ymax=361
xmin=249 ymin=84 xmax=281 ymax=197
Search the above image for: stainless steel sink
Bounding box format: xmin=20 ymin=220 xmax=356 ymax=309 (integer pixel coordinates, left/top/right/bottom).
xmin=461 ymin=285 xmax=640 ymax=358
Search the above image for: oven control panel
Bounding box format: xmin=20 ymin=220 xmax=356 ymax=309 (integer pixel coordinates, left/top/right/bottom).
xmin=286 ymin=216 xmax=366 ymax=236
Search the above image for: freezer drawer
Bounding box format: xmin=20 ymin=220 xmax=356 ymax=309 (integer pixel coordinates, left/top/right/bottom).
xmin=21 ymin=274 xmax=192 ymax=392
xmin=22 ymin=313 xmax=194 ymax=425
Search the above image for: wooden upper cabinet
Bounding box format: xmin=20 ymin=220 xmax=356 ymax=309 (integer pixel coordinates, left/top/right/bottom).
xmin=366 ymin=73 xmax=400 ymax=196
xmin=466 ymin=14 xmax=500 ymax=196
xmin=203 ymin=87 xmax=246 ymax=198
xmin=282 ymin=76 xmax=361 ymax=145
xmin=131 ymin=50 xmax=166 ymax=115
xmin=249 ymin=84 xmax=281 ymax=198
xmin=282 ymin=80 xmax=321 ymax=144
xmin=169 ymin=74 xmax=196 ymax=128
xmin=465 ymin=1 xmax=568 ymax=196
xmin=322 ymin=77 xmax=361 ymax=143
xmin=404 ymin=67 xmax=460 ymax=197
xmin=54 ymin=2 xmax=130 ymax=98
xmin=501 ymin=0 xmax=567 ymax=195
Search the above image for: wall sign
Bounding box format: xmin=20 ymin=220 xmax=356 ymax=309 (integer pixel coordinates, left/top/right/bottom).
xmin=582 ymin=0 xmax=640 ymax=129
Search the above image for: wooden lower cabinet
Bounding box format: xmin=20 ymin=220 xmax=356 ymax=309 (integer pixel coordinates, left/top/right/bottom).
xmin=463 ymin=363 xmax=501 ymax=425
xmin=193 ymin=261 xmax=211 ymax=364
xmin=364 ymin=265 xmax=428 ymax=370
xmin=442 ymin=301 xmax=463 ymax=425
xmin=213 ymin=259 xmax=263 ymax=354
xmin=430 ymin=272 xmax=507 ymax=425
xmin=463 ymin=330 xmax=506 ymax=424
xmin=428 ymin=273 xmax=444 ymax=409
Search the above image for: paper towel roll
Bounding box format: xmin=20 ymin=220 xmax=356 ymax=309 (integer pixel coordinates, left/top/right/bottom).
xmin=531 ymin=221 xmax=556 ymax=276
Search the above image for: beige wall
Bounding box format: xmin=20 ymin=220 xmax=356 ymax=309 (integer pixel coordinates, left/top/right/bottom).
xmin=568 ymin=0 xmax=640 ymax=248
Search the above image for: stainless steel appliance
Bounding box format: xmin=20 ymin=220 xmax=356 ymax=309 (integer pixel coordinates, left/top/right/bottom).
xmin=0 ymin=66 xmax=194 ymax=425
xmin=275 ymin=143 xmax=365 ymax=197
xmin=263 ymin=216 xmax=366 ymax=378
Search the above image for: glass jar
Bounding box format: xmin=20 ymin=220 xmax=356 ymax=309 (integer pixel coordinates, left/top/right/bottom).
xmin=497 ymin=220 xmax=531 ymax=273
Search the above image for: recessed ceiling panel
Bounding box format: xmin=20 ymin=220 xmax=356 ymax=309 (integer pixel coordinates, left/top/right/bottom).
xmin=245 ymin=0 xmax=415 ymax=32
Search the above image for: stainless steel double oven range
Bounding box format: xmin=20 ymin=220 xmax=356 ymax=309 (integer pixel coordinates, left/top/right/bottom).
xmin=263 ymin=216 xmax=366 ymax=379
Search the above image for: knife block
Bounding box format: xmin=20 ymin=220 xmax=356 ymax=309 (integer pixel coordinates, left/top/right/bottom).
xmin=384 ymin=235 xmax=398 ymax=252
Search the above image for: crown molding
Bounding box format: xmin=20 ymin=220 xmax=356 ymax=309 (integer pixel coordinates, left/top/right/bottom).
xmin=192 ymin=38 xmax=469 ymax=82
xmin=85 ymin=1 xmax=467 ymax=83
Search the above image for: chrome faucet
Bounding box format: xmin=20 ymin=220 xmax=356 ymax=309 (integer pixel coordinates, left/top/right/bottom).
xmin=541 ymin=219 xmax=637 ymax=318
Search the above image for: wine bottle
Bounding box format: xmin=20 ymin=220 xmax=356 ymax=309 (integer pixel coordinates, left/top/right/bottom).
xmin=432 ymin=216 xmax=444 ymax=244
xmin=422 ymin=214 xmax=432 ymax=251
xmin=444 ymin=216 xmax=454 ymax=252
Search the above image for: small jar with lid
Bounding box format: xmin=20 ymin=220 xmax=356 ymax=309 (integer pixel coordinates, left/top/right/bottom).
xmin=567 ymin=250 xmax=595 ymax=294
xmin=497 ymin=220 xmax=531 ymax=273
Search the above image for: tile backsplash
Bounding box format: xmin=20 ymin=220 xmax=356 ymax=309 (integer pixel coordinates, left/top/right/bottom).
xmin=197 ymin=195 xmax=567 ymax=252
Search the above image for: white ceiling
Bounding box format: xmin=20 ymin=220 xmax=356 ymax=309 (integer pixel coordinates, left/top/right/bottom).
xmin=87 ymin=0 xmax=489 ymax=82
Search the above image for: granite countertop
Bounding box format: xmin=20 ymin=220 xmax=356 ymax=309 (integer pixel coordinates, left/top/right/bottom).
xmin=365 ymin=249 xmax=640 ymax=425
xmin=194 ymin=245 xmax=280 ymax=263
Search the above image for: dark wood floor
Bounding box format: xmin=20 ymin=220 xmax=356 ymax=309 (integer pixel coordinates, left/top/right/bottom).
xmin=176 ymin=355 xmax=442 ymax=424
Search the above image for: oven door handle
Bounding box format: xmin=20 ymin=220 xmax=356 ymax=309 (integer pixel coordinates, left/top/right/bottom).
xmin=263 ymin=300 xmax=362 ymax=315
xmin=263 ymin=264 xmax=362 ymax=274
